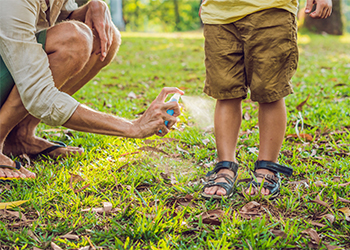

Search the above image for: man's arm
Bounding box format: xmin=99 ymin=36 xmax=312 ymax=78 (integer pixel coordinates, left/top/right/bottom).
xmin=69 ymin=0 xmax=114 ymax=61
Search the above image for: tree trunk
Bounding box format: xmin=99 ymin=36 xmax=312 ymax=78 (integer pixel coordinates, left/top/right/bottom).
xmin=303 ymin=0 xmax=343 ymax=35
xmin=173 ymin=0 xmax=181 ymax=31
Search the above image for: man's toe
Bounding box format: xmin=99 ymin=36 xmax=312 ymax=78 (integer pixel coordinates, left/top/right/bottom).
xmin=216 ymin=188 xmax=226 ymax=196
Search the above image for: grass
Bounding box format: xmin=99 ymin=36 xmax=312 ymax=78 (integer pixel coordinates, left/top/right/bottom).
xmin=0 ymin=31 xmax=349 ymax=249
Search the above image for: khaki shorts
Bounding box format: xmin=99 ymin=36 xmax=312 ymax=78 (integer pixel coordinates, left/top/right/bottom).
xmin=203 ymin=8 xmax=298 ymax=103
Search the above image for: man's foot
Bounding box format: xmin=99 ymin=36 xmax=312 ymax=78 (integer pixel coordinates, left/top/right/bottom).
xmin=0 ymin=154 xmax=36 ymax=180
xmin=3 ymin=132 xmax=83 ymax=158
xmin=245 ymin=168 xmax=276 ymax=196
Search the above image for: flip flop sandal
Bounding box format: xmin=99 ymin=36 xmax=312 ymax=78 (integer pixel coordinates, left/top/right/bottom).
xmin=201 ymin=161 xmax=239 ymax=200
xmin=248 ymin=160 xmax=293 ymax=200
xmin=0 ymin=161 xmax=23 ymax=183
xmin=29 ymin=141 xmax=67 ymax=158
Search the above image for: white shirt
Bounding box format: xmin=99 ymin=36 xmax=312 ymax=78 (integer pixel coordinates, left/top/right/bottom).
xmin=0 ymin=0 xmax=80 ymax=126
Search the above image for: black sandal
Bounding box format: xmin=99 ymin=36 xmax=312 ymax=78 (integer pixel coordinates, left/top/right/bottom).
xmin=248 ymin=160 xmax=293 ymax=200
xmin=201 ymin=161 xmax=239 ymax=200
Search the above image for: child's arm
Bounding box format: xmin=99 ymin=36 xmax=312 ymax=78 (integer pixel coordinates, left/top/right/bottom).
xmin=305 ymin=0 xmax=332 ymax=19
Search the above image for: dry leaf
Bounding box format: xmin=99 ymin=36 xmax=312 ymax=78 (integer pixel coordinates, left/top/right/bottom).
xmin=51 ymin=242 xmax=63 ymax=250
xmin=0 ymin=200 xmax=29 ymax=210
xmin=81 ymin=202 xmax=114 ymax=214
xmin=339 ymin=197 xmax=350 ymax=204
xmin=27 ymin=230 xmax=40 ymax=242
xmin=239 ymin=201 xmax=262 ymax=219
xmin=309 ymin=193 xmax=332 ymax=210
xmin=2 ymin=210 xmax=27 ymax=221
xmin=296 ymin=94 xmax=310 ymax=111
xmin=197 ymin=209 xmax=225 ymax=225
xmin=202 ymin=138 xmax=210 ymax=145
xmin=332 ymin=176 xmax=341 ymax=182
xmin=324 ymin=243 xmax=342 ymax=250
xmin=286 ymin=133 xmax=313 ymax=142
xmin=323 ymin=214 xmax=335 ymax=224
xmin=60 ymin=231 xmax=79 ymax=240
xmin=339 ymin=182 xmax=350 ymax=187
xmin=128 ymin=91 xmax=137 ymax=99
xmin=310 ymin=221 xmax=327 ymax=227
xmin=270 ymin=229 xmax=287 ymax=239
xmin=138 ymin=146 xmax=168 ymax=155
xmin=243 ymin=112 xmax=251 ymax=121
xmin=315 ymin=180 xmax=327 ymax=187
xmin=176 ymin=145 xmax=190 ymax=154
xmin=338 ymin=207 xmax=350 ymax=221
xmin=302 ymin=228 xmax=320 ymax=245
xmin=78 ymin=246 xmax=90 ymax=250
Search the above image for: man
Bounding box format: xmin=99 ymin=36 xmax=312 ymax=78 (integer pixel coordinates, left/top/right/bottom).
xmin=0 ymin=0 xmax=183 ymax=180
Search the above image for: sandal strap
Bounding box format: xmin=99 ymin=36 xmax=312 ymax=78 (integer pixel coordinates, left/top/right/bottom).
xmin=208 ymin=173 xmax=235 ymax=184
xmin=0 ymin=161 xmax=21 ymax=171
xmin=254 ymin=160 xmax=293 ymax=177
xmin=254 ymin=172 xmax=279 ymax=184
xmin=206 ymin=161 xmax=239 ymax=177
xmin=251 ymin=180 xmax=280 ymax=194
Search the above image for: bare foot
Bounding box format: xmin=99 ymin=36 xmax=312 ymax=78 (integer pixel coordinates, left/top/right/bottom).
xmin=0 ymin=154 xmax=36 ymax=180
xmin=246 ymin=168 xmax=275 ymax=196
xmin=3 ymin=129 xmax=83 ymax=158
xmin=203 ymin=169 xmax=235 ymax=196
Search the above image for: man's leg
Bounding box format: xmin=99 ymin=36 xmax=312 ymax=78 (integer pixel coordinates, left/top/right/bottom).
xmin=203 ymin=98 xmax=242 ymax=196
xmin=246 ymin=98 xmax=287 ymax=195
xmin=3 ymin=21 xmax=121 ymax=158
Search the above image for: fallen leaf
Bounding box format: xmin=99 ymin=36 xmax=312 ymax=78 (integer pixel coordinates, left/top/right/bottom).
xmin=332 ymin=176 xmax=341 ymax=182
xmin=243 ymin=112 xmax=251 ymax=121
xmin=309 ymin=193 xmax=332 ymax=210
xmin=81 ymin=202 xmax=114 ymax=214
xmin=270 ymin=229 xmax=287 ymax=239
xmin=296 ymin=94 xmax=310 ymax=111
xmin=78 ymin=247 xmax=90 ymax=250
xmin=128 ymin=91 xmax=137 ymax=99
xmin=315 ymin=180 xmax=327 ymax=187
xmin=138 ymin=146 xmax=168 ymax=155
xmin=324 ymin=242 xmax=342 ymax=250
xmin=323 ymin=214 xmax=335 ymax=224
xmin=197 ymin=209 xmax=225 ymax=225
xmin=27 ymin=230 xmax=40 ymax=242
xmin=202 ymin=138 xmax=210 ymax=145
xmin=0 ymin=200 xmax=29 ymax=210
xmin=302 ymin=228 xmax=320 ymax=246
xmin=339 ymin=197 xmax=350 ymax=204
xmin=338 ymin=207 xmax=350 ymax=221
xmin=239 ymin=201 xmax=262 ymax=219
xmin=339 ymin=182 xmax=350 ymax=187
xmin=51 ymin=242 xmax=63 ymax=250
xmin=176 ymin=145 xmax=190 ymax=154
xmin=0 ymin=210 xmax=27 ymax=221
xmin=60 ymin=231 xmax=79 ymax=240
xmin=309 ymin=221 xmax=327 ymax=227
xmin=286 ymin=133 xmax=313 ymax=142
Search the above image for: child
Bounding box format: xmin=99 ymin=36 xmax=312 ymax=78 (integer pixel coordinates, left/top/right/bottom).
xmin=200 ymin=0 xmax=332 ymax=199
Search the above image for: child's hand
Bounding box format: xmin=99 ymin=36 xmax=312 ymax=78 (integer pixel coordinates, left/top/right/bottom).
xmin=305 ymin=0 xmax=332 ymax=19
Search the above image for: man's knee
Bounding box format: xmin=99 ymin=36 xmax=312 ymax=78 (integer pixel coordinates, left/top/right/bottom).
xmin=47 ymin=21 xmax=93 ymax=73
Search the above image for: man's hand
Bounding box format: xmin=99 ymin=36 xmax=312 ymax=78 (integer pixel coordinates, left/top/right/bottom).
xmin=305 ymin=0 xmax=332 ymax=19
xmin=85 ymin=0 xmax=114 ymax=61
xmin=132 ymin=87 xmax=184 ymax=138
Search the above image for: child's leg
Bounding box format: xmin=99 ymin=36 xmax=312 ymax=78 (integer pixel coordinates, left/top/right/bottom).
xmin=246 ymin=98 xmax=286 ymax=195
xmin=204 ymin=98 xmax=242 ymax=196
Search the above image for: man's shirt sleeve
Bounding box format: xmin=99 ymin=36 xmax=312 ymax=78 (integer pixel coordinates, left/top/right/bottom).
xmin=0 ymin=0 xmax=80 ymax=126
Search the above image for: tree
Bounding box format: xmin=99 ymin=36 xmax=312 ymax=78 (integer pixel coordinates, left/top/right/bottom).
xmin=304 ymin=0 xmax=344 ymax=35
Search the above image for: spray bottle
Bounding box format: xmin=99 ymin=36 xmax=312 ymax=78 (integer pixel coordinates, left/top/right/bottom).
xmin=159 ymin=93 xmax=182 ymax=133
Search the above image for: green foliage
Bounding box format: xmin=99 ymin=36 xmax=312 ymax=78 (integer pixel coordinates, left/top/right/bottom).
xmin=122 ymin=0 xmax=202 ymax=32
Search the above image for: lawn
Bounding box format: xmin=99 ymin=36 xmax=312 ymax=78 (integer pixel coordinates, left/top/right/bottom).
xmin=0 ymin=31 xmax=349 ymax=250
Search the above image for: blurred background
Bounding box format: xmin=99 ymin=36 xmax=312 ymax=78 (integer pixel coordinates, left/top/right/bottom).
xmin=76 ymin=0 xmax=350 ymax=34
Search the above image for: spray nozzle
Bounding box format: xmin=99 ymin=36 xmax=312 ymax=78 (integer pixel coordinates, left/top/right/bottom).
xmin=159 ymin=93 xmax=182 ymax=133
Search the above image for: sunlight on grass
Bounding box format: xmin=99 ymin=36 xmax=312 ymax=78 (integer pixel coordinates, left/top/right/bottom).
xmin=297 ymin=34 xmax=311 ymax=44
xmin=121 ymin=31 xmax=204 ymax=39
xmin=340 ymin=33 xmax=350 ymax=43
